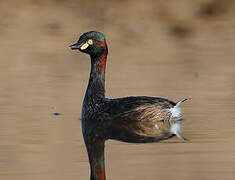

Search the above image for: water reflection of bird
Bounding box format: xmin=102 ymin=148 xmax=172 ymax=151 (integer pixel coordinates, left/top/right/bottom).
xmin=69 ymin=31 xmax=187 ymax=180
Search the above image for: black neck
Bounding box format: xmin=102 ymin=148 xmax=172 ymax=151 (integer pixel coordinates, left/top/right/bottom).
xmin=84 ymin=55 xmax=106 ymax=104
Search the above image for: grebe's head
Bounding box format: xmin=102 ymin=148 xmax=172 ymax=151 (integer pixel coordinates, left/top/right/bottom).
xmin=69 ymin=31 xmax=107 ymax=57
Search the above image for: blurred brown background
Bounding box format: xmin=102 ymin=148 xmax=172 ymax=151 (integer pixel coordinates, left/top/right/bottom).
xmin=0 ymin=0 xmax=235 ymax=180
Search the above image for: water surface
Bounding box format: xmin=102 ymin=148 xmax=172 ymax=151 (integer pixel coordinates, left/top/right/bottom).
xmin=0 ymin=1 xmax=235 ymax=180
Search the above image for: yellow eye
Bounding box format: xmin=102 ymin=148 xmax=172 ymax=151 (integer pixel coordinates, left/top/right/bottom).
xmin=87 ymin=39 xmax=93 ymax=45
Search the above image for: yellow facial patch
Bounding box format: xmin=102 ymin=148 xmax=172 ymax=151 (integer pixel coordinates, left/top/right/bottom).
xmin=80 ymin=39 xmax=93 ymax=50
xmin=80 ymin=43 xmax=89 ymax=50
xmin=87 ymin=39 xmax=93 ymax=45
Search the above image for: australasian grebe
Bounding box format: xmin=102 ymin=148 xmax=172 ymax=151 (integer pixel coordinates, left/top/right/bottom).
xmin=69 ymin=31 xmax=187 ymax=180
